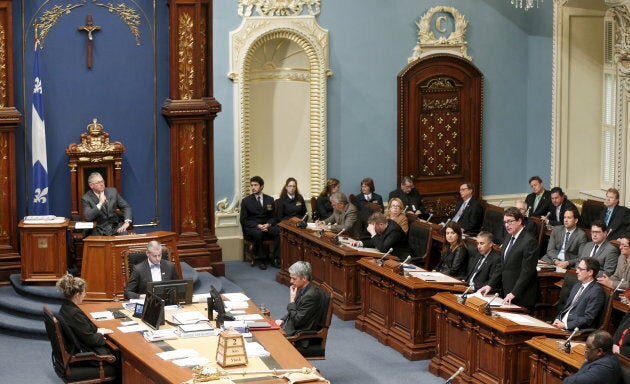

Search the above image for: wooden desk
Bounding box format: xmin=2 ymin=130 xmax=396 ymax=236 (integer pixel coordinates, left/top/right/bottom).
xmin=80 ymin=301 xmax=319 ymax=384
xmin=526 ymin=336 xmax=583 ymax=384
xmin=277 ymin=218 xmax=383 ymax=320
xmin=429 ymin=292 xmax=566 ymax=384
xmin=19 ymin=218 xmax=69 ymax=283
xmin=355 ymin=258 xmax=466 ymax=360
xmin=82 ymin=231 xmax=180 ymax=300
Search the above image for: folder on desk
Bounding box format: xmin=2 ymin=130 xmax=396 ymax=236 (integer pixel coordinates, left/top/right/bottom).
xmin=247 ymin=320 xmax=280 ymax=330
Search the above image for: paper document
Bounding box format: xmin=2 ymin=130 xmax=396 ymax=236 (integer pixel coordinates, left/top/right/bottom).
xmin=235 ymin=314 xmax=264 ymax=321
xmin=306 ymin=223 xmax=318 ymax=230
xmin=171 ymin=311 xmax=208 ymax=324
xmin=157 ymin=349 xmax=200 ymax=360
xmin=223 ymin=292 xmax=250 ymax=301
xmin=245 ymin=341 xmax=270 ymax=357
xmin=225 ymin=301 xmax=249 ymax=309
xmin=172 ymin=356 xmax=211 ymax=367
xmin=117 ymin=324 xmax=148 ymax=333
xmin=409 ymin=271 xmax=463 ymax=283
xmin=494 ymin=312 xmax=556 ymax=329
xmin=463 ymin=292 xmax=521 ymax=309
xmin=74 ymin=221 xmax=94 ymax=229
xmin=90 ymin=311 xmax=114 ymax=320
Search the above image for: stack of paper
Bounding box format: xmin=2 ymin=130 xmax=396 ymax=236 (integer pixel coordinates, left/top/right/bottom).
xmin=171 ymin=311 xmax=208 ymax=324
xmin=245 ymin=341 xmax=270 ymax=357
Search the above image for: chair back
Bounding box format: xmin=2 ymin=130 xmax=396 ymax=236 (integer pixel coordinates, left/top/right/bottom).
xmin=313 ymin=285 xmax=334 ymax=358
xmin=596 ymin=285 xmax=615 ymax=331
xmin=310 ymin=197 xmax=318 ymax=220
xmin=528 ymin=216 xmax=545 ymax=246
xmin=43 ymin=306 xmax=72 ymax=378
xmin=556 ymin=270 xmax=579 ymax=313
xmin=579 ymin=199 xmax=605 ymax=230
xmin=122 ymin=246 xmax=174 ymax=284
xmin=408 ymin=220 xmax=433 ymax=268
xmin=480 ymin=204 xmax=505 ymax=244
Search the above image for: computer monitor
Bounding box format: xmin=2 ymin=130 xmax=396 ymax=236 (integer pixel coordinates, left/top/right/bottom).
xmin=141 ymin=291 xmax=165 ymax=330
xmin=146 ymin=279 xmax=193 ymax=306
xmin=210 ymin=285 xmax=226 ymax=318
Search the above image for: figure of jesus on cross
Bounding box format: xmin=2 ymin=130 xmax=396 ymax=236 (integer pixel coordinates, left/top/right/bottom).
xmin=77 ymin=15 xmax=101 ymax=69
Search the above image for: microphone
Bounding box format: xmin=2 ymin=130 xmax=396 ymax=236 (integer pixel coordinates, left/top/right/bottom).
xmin=460 ymin=285 xmax=473 ymax=305
xmin=426 ymin=213 xmax=433 ymax=222
xmin=525 ymin=206 xmax=531 ymax=217
xmin=377 ymin=248 xmax=394 ymax=266
xmin=296 ymin=212 xmax=309 ymax=228
xmin=614 ymin=278 xmax=625 ymax=293
xmin=563 ymin=327 xmax=580 ymax=353
xmin=485 ymin=293 xmax=499 ymax=316
xmin=399 ymin=255 xmax=412 ymax=276
xmin=497 ymin=199 xmax=504 ymax=207
xmin=411 ymin=204 xmax=416 ymax=212
xmin=334 ymin=228 xmax=346 ymax=245
xmin=445 ymin=367 xmax=464 ymax=384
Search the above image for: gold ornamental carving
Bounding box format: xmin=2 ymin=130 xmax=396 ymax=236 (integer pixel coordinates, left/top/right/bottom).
xmin=0 ymin=22 xmax=7 ymax=107
xmin=178 ymin=12 xmax=195 ymax=100
xmin=66 ymin=118 xmax=124 ymax=153
xmin=409 ymin=6 xmax=471 ymax=62
xmin=238 ymin=0 xmax=321 ymax=17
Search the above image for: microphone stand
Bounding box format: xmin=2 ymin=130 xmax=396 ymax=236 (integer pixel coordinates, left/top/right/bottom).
xmin=563 ymin=327 xmax=579 ymax=353
xmin=485 ymin=293 xmax=499 ymax=316
xmin=459 ymin=285 xmax=473 ymax=305
xmin=377 ymin=248 xmax=394 ymax=267
xmin=445 ymin=367 xmax=464 ymax=384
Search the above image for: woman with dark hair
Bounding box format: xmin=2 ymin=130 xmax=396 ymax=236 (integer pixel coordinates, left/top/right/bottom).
xmin=315 ymin=178 xmax=340 ymax=220
xmin=354 ymin=177 xmax=384 ymax=211
xmin=56 ymin=274 xmax=113 ymax=355
xmin=276 ymin=177 xmax=307 ymax=222
xmin=435 ymin=222 xmax=469 ymax=279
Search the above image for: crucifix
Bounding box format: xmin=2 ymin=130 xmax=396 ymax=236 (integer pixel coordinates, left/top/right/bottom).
xmin=77 ymin=15 xmax=101 ymax=69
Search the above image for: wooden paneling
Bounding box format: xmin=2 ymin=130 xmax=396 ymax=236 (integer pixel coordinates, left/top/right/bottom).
xmin=18 ymin=219 xmax=69 ymax=283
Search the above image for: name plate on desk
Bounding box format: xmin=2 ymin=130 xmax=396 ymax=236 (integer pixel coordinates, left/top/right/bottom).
xmin=464 ymin=296 xmax=488 ymax=312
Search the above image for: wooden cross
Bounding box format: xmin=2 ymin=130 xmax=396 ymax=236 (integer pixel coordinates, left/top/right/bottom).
xmin=77 ymin=15 xmax=101 ymax=69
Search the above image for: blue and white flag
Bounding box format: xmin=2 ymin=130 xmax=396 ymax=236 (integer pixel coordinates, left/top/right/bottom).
xmin=30 ymin=43 xmax=49 ymax=215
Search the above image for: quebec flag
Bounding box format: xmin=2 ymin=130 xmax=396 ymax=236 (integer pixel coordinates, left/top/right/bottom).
xmin=30 ymin=44 xmax=49 ymax=215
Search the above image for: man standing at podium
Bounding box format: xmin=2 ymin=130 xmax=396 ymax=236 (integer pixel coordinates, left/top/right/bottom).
xmin=82 ymin=172 xmax=132 ymax=235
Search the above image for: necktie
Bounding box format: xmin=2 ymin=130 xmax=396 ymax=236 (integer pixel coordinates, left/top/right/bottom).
xmin=504 ymin=237 xmax=515 ymax=261
xmin=453 ymin=201 xmax=467 ymax=222
xmin=605 ymin=209 xmax=612 ymax=225
xmin=590 ymin=244 xmax=599 ymax=257
xmin=467 ymin=255 xmax=486 ymax=284
xmin=556 ymin=206 xmax=561 ymax=222
xmin=558 ymin=231 xmax=571 ymax=261
xmin=563 ymin=285 xmax=585 ymax=316
xmin=533 ymin=194 xmax=542 ymax=213
xmin=258 ymin=195 xmax=263 ymax=207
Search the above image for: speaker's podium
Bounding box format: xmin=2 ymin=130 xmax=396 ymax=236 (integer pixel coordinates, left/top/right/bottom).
xmin=82 ymin=231 xmax=180 ymax=300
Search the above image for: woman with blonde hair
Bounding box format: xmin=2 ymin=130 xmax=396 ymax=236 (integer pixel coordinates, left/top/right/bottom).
xmin=385 ymin=197 xmax=408 ymax=233
xmin=56 ymin=274 xmax=113 ymax=355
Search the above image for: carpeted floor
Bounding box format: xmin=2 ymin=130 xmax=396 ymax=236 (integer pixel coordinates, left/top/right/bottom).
xmin=0 ymin=261 xmax=444 ymax=383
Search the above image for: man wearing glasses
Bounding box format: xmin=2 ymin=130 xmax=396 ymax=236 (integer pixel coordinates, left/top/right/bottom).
xmin=81 ymin=171 xmax=132 ymax=235
xmin=478 ymin=207 xmax=538 ymax=310
xmin=563 ymin=330 xmax=621 ymax=383
xmin=552 ymin=258 xmax=605 ymax=331
xmin=449 ymin=182 xmax=483 ymax=236
xmin=578 ymin=221 xmax=619 ymax=277
xmin=388 ymin=176 xmax=424 ymax=216
xmin=598 ymin=233 xmax=630 ymax=290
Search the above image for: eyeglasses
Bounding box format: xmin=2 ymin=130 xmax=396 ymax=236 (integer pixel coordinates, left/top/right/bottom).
xmin=503 ymin=219 xmax=517 ymax=225
xmin=620 ymin=244 xmax=630 ymax=249
xmin=459 ymin=187 xmax=470 ymax=191
xmin=575 ymin=266 xmax=589 ymax=272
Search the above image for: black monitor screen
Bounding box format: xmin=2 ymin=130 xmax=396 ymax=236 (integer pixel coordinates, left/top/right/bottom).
xmin=146 ymin=279 xmax=193 ymax=306
xmin=141 ymin=292 xmax=165 ymax=330
xmin=210 ymin=285 xmax=226 ymax=317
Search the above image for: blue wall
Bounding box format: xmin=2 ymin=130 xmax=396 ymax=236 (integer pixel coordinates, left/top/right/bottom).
xmin=12 ymin=0 xmax=553 ymax=230
xmin=212 ymin=0 xmax=553 ymax=202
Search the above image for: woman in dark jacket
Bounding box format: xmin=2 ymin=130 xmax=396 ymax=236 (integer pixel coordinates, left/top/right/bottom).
xmin=276 ymin=177 xmax=307 ymax=222
xmin=57 ymin=274 xmax=113 ymax=355
xmin=315 ymin=178 xmax=340 ymax=220
xmin=435 ymin=221 xmax=469 ymax=279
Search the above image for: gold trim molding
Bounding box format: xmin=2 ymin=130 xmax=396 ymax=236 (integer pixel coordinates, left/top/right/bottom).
xmin=238 ymin=0 xmax=321 ymax=18
xmin=229 ymin=15 xmax=330 ymax=203
xmin=409 ymin=6 xmax=471 ymax=62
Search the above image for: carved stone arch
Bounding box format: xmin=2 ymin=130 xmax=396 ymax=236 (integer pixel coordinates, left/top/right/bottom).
xmin=229 ymin=16 xmax=330 ymax=203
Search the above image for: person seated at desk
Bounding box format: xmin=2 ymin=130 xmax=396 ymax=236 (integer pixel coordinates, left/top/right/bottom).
xmin=81 ymin=171 xmax=132 ymax=235
xmin=354 ymin=177 xmax=384 ymax=212
xmin=275 ymin=177 xmax=307 ymax=222
xmin=552 ymin=258 xmax=605 ymax=331
xmin=563 ymin=330 xmax=621 ymax=384
xmin=525 ymin=176 xmax=551 ymax=218
xmin=351 ymin=212 xmax=408 ymax=257
xmin=479 ymin=207 xmax=539 ymax=310
xmin=613 ymin=305 xmax=630 ymax=356
xmin=240 ymin=175 xmax=280 ymax=270
xmin=388 ymin=176 xmax=424 ymax=216
xmin=545 ymin=187 xmax=577 ymax=227
xmin=57 ymin=274 xmax=114 ymax=355
xmin=598 ymin=233 xmax=630 ymax=291
xmin=315 ymin=178 xmax=340 ymax=221
xmin=315 ymin=192 xmax=364 ymax=240
xmin=465 ymin=231 xmax=501 ymax=291
xmin=578 ymin=221 xmax=619 ymax=278
xmin=449 ymin=182 xmax=483 ymax=236
xmin=385 ymin=197 xmax=409 ymax=234
xmin=602 ymin=188 xmax=630 ymax=241
xmin=124 ymin=241 xmax=179 ymax=299
xmin=541 ymin=208 xmax=587 ymax=269
xmin=275 ymin=261 xmax=326 ymax=352
xmin=435 ymin=222 xmax=469 ymax=280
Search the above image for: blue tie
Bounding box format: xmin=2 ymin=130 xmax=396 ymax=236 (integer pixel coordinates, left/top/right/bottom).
xmin=605 ymin=209 xmax=612 ymax=225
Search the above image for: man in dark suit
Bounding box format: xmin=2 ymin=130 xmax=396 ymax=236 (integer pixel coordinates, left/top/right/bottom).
xmin=240 ymin=175 xmax=279 ymax=270
xmin=275 ymin=261 xmax=326 ymax=354
xmin=317 ymin=192 xmax=364 ymax=240
xmin=563 ymin=331 xmax=621 ymax=384
xmin=578 ymin=221 xmax=619 ymax=277
xmin=542 ymin=208 xmax=588 ymax=268
xmin=524 ymin=176 xmax=551 ymax=218
xmin=466 ymin=231 xmax=501 ymax=291
xmin=81 ymin=172 xmax=132 ymax=236
xmin=352 ymin=212 xmax=408 ymax=257
xmin=546 ymin=187 xmax=577 ymax=227
xmin=552 ymin=258 xmax=605 ymax=331
xmin=450 ymin=182 xmax=483 ymax=236
xmin=124 ymin=241 xmax=179 ymax=299
xmin=388 ymin=176 xmax=424 ymax=216
xmin=480 ymin=207 xmax=539 ymax=309
xmin=602 ymin=188 xmax=630 ymax=240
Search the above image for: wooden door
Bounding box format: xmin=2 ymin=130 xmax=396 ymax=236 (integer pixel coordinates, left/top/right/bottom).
xmin=398 ymin=54 xmax=483 ymax=218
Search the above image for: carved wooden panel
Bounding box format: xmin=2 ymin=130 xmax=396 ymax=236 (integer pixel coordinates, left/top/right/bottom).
xmin=398 ymin=54 xmax=483 ymax=217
